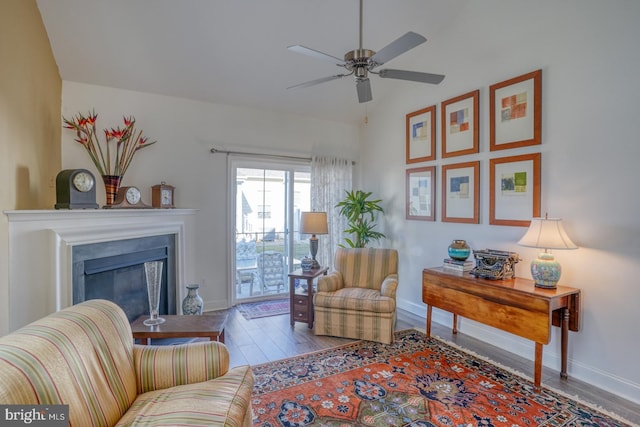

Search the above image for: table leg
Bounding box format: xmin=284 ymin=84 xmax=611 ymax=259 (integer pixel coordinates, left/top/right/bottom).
xmin=452 ymin=313 xmax=458 ymax=334
xmin=426 ymin=305 xmax=432 ymax=337
xmin=306 ymin=278 xmax=314 ymax=329
xmin=534 ymin=342 xmax=543 ymax=392
xmin=289 ymin=276 xmax=296 ymax=327
xmin=561 ymin=307 xmax=569 ymax=379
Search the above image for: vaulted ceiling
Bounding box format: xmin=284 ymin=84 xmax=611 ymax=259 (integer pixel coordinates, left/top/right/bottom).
xmin=36 ymin=0 xmax=464 ymax=125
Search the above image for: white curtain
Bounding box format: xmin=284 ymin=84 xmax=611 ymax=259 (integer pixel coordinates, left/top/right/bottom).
xmin=311 ymin=156 xmax=352 ymax=270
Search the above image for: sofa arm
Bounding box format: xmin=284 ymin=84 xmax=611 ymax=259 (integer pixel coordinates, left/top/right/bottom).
xmin=380 ymin=274 xmax=398 ymax=298
xmin=317 ymin=271 xmax=344 ymax=293
xmin=133 ymin=340 xmax=230 ymax=393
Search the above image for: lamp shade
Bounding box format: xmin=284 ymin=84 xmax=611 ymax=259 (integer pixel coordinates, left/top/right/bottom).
xmin=300 ymin=212 xmax=328 ymax=235
xmin=517 ymin=217 xmax=577 ymax=250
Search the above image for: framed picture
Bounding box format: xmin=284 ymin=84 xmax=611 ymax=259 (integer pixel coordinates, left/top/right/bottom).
xmin=442 ymin=161 xmax=480 ymax=223
xmin=441 ymin=90 xmax=479 ymax=158
xmin=489 ymin=153 xmax=541 ymax=226
xmin=406 ymin=166 xmax=435 ymax=221
xmin=406 ymin=105 xmax=436 ymax=163
xmin=490 ymin=69 xmax=541 ymax=151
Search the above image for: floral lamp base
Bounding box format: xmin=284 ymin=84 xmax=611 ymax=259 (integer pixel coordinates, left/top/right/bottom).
xmin=531 ymin=252 xmax=561 ymax=288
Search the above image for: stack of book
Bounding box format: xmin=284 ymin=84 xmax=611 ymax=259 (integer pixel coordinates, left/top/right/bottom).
xmin=443 ymin=258 xmax=474 ymax=272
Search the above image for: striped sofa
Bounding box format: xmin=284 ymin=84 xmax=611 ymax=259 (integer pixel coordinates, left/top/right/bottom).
xmin=0 ymin=299 xmax=254 ymax=427
xmin=314 ymin=248 xmax=399 ymax=344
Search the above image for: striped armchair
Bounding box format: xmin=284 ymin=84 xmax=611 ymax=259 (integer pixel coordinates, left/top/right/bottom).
xmin=314 ymin=248 xmax=399 ymax=344
xmin=0 ymin=299 xmax=253 ymax=427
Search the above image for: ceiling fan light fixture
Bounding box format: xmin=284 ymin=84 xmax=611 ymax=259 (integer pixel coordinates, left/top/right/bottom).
xmin=355 ymin=66 xmax=368 ymax=79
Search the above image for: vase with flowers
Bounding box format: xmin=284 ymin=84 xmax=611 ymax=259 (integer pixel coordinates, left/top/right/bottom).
xmin=63 ymin=110 xmax=156 ymax=206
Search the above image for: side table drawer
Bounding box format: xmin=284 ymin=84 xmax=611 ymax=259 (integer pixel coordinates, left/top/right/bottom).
xmin=293 ymin=307 xmax=308 ymax=320
xmin=292 ymin=294 xmax=309 ymax=321
xmin=293 ymin=295 xmax=308 ymax=306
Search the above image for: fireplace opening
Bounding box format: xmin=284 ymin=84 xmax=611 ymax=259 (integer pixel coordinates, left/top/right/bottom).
xmin=72 ymin=235 xmax=177 ymax=321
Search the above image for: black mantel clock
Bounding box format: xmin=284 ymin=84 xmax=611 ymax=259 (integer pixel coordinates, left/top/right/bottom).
xmin=55 ymin=169 xmax=99 ymax=209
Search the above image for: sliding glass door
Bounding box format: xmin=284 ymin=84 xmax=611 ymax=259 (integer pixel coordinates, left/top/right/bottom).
xmin=231 ymin=158 xmax=310 ymax=303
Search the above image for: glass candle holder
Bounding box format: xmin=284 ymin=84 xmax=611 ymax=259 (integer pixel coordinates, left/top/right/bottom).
xmin=143 ymin=261 xmax=166 ymax=326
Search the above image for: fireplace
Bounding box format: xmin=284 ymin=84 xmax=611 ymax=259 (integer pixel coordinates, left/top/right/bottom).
xmin=72 ymin=235 xmax=177 ymax=322
xmin=5 ymin=209 xmax=196 ymax=332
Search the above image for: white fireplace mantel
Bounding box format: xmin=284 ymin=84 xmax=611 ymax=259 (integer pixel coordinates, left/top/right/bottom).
xmin=4 ymin=209 xmax=197 ymax=332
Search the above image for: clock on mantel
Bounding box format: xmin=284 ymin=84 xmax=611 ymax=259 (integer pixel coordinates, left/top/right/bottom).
xmin=106 ymin=186 xmax=151 ymax=209
xmin=54 ymin=169 xmax=99 ymax=209
xmin=152 ymin=182 xmax=175 ymax=208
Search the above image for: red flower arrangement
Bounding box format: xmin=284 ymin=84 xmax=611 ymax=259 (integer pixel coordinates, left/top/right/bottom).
xmin=63 ymin=110 xmax=156 ymax=178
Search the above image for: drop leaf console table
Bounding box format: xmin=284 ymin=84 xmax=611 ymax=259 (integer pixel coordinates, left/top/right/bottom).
xmin=422 ymin=267 xmax=581 ymax=391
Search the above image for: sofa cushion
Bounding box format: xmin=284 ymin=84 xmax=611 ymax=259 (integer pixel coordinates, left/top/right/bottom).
xmin=314 ymin=287 xmax=395 ymax=313
xmin=116 ymin=365 xmax=253 ymax=427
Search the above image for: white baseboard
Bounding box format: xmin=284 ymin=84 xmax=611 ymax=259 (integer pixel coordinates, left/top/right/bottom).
xmin=398 ymin=297 xmax=640 ymax=405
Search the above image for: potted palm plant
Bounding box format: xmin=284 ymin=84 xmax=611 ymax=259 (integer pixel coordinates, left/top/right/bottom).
xmin=336 ymin=190 xmax=386 ymax=248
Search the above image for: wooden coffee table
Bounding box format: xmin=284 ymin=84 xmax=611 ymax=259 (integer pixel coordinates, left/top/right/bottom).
xmin=131 ymin=312 xmax=229 ymax=345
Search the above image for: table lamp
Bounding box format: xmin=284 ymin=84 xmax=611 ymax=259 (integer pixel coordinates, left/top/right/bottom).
xmin=300 ymin=211 xmax=328 ymax=269
xmin=517 ymin=214 xmax=577 ymax=288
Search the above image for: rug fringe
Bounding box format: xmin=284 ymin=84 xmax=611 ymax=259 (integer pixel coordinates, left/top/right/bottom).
xmin=407 ymin=327 xmax=638 ymax=427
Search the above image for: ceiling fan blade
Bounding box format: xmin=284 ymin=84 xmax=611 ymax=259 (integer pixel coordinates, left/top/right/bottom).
xmin=287 ymin=74 xmax=348 ymax=90
xmin=370 ymin=31 xmax=427 ymax=66
xmin=356 ymin=78 xmax=372 ymax=103
xmin=287 ymin=45 xmax=346 ymax=66
xmin=378 ymin=69 xmax=445 ymax=84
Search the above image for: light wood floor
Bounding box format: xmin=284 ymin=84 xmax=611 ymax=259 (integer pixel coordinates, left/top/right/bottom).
xmin=221 ymin=306 xmax=640 ymax=424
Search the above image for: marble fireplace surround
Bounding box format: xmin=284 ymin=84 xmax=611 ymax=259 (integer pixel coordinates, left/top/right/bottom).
xmin=5 ymin=209 xmax=197 ymax=332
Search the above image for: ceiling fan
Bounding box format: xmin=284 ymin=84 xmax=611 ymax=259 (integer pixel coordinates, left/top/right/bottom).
xmin=287 ymin=0 xmax=445 ymax=103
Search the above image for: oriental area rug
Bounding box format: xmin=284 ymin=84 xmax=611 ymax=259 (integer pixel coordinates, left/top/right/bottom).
xmin=238 ymin=298 xmax=289 ymax=320
xmin=251 ymin=329 xmax=632 ymax=427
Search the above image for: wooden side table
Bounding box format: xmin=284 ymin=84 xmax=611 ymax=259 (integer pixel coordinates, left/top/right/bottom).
xmin=288 ymin=267 xmax=328 ymax=328
xmin=130 ymin=312 xmax=229 ymax=345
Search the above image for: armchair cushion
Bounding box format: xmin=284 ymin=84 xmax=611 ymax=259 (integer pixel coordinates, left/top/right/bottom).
xmin=314 ymin=288 xmax=395 ymax=313
xmin=117 ymin=365 xmax=253 ymax=427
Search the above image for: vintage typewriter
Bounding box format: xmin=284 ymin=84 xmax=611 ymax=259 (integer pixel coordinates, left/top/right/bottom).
xmin=470 ymin=249 xmax=520 ymax=280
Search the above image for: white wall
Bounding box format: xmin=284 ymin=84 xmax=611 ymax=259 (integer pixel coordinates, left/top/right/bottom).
xmin=61 ymin=82 xmax=360 ymax=310
xmin=362 ymin=1 xmax=640 ymax=403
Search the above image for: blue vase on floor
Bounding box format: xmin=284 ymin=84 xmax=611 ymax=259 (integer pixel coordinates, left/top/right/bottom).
xmin=182 ymin=284 xmax=204 ymax=315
